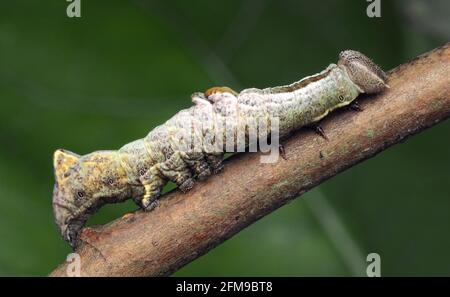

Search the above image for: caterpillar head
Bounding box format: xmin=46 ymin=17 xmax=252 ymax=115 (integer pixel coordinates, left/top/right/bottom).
xmin=338 ymin=50 xmax=389 ymax=94
xmin=52 ymin=149 xmax=130 ymax=249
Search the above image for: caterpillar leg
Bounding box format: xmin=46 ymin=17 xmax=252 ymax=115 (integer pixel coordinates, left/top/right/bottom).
xmin=180 ymin=151 xmax=212 ymax=181
xmin=279 ymin=144 xmax=287 ymax=160
xmin=307 ymin=124 xmax=328 ymax=140
xmin=348 ymin=100 xmax=363 ymax=111
xmin=138 ymin=166 xmax=167 ymax=211
xmin=205 ymin=153 xmax=224 ymax=174
xmin=159 ymin=152 xmax=195 ymax=193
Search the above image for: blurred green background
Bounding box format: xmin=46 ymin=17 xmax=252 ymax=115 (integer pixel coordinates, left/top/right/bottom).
xmin=0 ymin=0 xmax=449 ymax=276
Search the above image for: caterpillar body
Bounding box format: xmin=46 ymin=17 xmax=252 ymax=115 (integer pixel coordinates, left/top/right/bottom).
xmin=53 ymin=50 xmax=388 ymax=248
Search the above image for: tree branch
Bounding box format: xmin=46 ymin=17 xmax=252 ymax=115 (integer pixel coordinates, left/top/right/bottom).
xmin=50 ymin=43 xmax=450 ymax=276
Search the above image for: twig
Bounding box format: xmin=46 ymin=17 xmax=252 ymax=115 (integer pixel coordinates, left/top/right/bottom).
xmin=50 ymin=43 xmax=450 ymax=276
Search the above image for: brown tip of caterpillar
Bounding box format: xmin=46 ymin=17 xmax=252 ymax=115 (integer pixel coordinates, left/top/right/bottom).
xmin=204 ymin=86 xmax=238 ymax=97
xmin=338 ymin=50 xmax=388 ymax=94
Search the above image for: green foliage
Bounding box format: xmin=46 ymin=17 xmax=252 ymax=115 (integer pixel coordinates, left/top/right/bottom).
xmin=0 ymin=0 xmax=448 ymax=276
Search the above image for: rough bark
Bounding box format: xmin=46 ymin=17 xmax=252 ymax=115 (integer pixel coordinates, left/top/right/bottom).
xmin=50 ymin=43 xmax=450 ymax=276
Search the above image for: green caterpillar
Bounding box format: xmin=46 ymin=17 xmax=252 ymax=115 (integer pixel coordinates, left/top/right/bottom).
xmin=53 ymin=50 xmax=388 ymax=249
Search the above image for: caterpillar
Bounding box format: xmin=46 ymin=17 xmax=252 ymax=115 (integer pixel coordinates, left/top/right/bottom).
xmin=53 ymin=50 xmax=388 ymax=249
